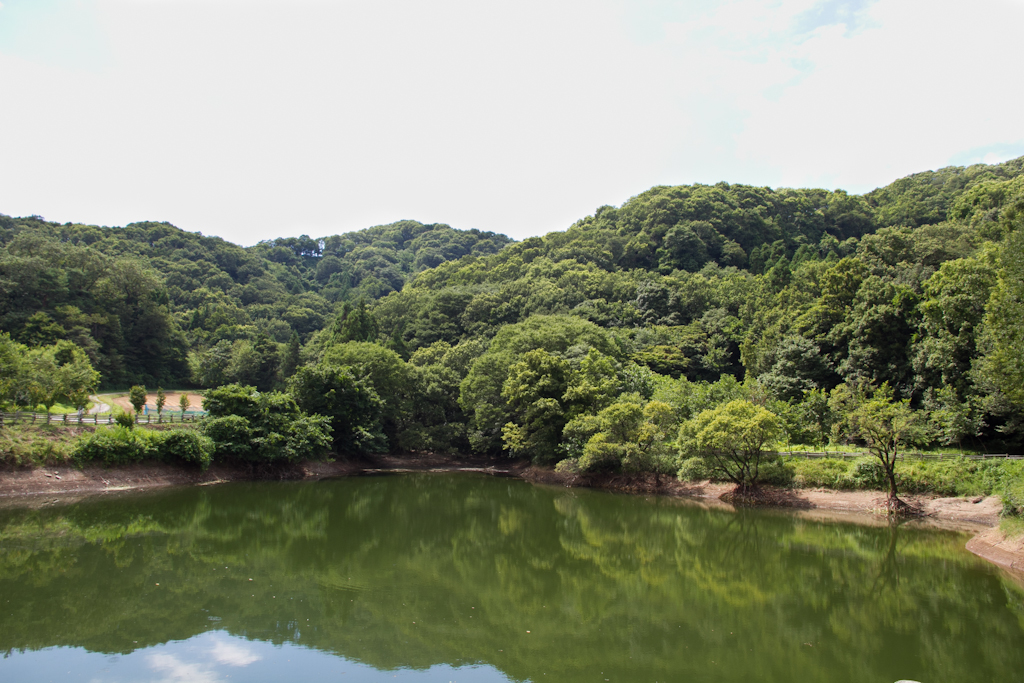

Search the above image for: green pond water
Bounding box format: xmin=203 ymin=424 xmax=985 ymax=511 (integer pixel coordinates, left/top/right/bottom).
xmin=0 ymin=473 xmax=1022 ymax=683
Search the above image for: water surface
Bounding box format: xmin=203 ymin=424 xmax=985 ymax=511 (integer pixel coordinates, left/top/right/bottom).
xmin=1 ymin=473 xmax=1022 ymax=682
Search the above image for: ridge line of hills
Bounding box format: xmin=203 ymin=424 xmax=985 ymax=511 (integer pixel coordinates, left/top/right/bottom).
xmin=3 ymin=155 xmax=1024 ymax=454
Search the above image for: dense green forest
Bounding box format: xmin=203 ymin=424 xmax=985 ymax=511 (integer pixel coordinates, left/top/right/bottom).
xmin=3 ymin=157 xmax=1024 ymax=485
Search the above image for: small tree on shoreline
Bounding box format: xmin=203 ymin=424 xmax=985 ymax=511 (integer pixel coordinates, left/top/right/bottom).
xmin=833 ymin=382 xmax=927 ymax=514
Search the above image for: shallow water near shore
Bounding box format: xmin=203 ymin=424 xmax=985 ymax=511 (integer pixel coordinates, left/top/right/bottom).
xmin=1 ymin=472 xmax=1022 ymax=683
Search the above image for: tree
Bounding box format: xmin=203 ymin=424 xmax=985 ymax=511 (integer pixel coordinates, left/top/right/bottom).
xmin=129 ymin=385 xmax=147 ymax=415
xmin=289 ymin=364 xmax=385 ymax=454
xmin=459 ymin=315 xmax=620 ymax=454
xmin=280 ymin=332 xmax=301 ymax=378
xmin=179 ymin=392 xmax=191 ymax=416
xmin=322 ymin=341 xmax=412 ymax=448
xmin=567 ymin=395 xmax=675 ymax=478
xmin=0 ymin=333 xmax=25 ymax=411
xmin=680 ymin=399 xmax=782 ymax=492
xmin=833 ymin=382 xmax=926 ymax=513
xmin=501 ymin=349 xmax=571 ymax=462
xmin=977 ymin=230 xmax=1024 ymax=407
xmin=201 ymin=384 xmax=332 ymax=463
xmin=156 ymin=388 xmax=167 ymax=421
xmin=55 ymin=341 xmax=100 ymax=411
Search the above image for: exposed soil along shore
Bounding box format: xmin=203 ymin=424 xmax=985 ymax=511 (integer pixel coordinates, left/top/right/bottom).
xmin=0 ymin=453 xmax=1020 ymax=575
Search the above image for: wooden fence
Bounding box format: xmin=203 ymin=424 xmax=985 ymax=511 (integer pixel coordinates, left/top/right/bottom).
xmin=0 ymin=411 xmax=203 ymax=426
xmin=776 ymin=450 xmax=1023 ymax=461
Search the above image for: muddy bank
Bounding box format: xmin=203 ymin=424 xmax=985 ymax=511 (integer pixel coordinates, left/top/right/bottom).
xmin=1 ymin=455 xmax=1019 ymax=573
xmin=0 ymin=454 xmax=517 ymax=507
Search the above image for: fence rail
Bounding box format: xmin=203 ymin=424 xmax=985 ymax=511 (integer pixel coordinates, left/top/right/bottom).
xmin=776 ymin=450 xmax=1024 ymax=461
xmin=0 ymin=411 xmax=203 ymax=426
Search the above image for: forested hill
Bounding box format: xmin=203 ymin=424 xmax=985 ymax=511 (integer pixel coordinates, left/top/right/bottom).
xmin=3 ymin=156 xmax=1024 ymax=455
xmin=0 ymin=217 xmax=511 ymax=386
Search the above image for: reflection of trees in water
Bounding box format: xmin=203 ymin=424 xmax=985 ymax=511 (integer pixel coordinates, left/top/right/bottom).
xmin=0 ymin=475 xmax=1021 ymax=683
xmin=871 ymin=521 xmax=903 ymax=596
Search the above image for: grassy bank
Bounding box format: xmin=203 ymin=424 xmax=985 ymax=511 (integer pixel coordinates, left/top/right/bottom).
xmin=0 ymin=423 xmax=202 ymax=469
xmin=782 ymin=456 xmax=1024 ymax=518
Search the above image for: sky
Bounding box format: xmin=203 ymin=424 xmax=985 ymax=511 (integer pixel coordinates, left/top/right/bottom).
xmin=0 ymin=0 xmax=1022 ymax=246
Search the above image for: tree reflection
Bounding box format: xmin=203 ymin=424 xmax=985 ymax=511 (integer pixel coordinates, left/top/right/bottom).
xmin=0 ymin=474 xmax=1021 ymax=683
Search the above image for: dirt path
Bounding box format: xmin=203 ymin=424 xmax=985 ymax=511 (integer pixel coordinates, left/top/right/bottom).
xmin=0 ymin=455 xmax=1019 ymax=574
xmin=88 ymin=395 xmax=109 ymax=414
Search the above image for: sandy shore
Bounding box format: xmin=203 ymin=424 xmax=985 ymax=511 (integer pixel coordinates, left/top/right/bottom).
xmin=0 ymin=454 xmax=1019 ymax=575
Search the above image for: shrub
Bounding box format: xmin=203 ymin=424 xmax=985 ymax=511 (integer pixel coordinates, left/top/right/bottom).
xmin=114 ymin=411 xmax=136 ymax=430
xmin=202 ymin=415 xmax=254 ymax=459
xmin=72 ymin=426 xmax=160 ymax=466
xmin=850 ymin=458 xmax=886 ymax=489
xmin=677 ymin=456 xmax=710 ymax=482
xmin=554 ymin=458 xmax=580 ymax=474
xmin=157 ymin=429 xmax=214 ymax=470
xmin=790 ymin=458 xmax=853 ymax=489
xmin=759 ymin=457 xmax=795 ymax=486
xmin=896 ymin=458 xmax=980 ymax=496
xmin=1002 ymin=480 xmax=1024 ymax=518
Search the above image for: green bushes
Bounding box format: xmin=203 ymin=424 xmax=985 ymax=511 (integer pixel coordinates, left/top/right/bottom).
xmin=759 ymin=458 xmax=795 ymax=486
xmin=677 ymin=456 xmax=710 ymax=482
xmin=72 ymin=426 xmax=213 ymax=469
xmin=850 ymin=459 xmax=886 ymax=489
xmin=157 ymin=430 xmax=214 ymax=470
xmin=790 ymin=458 xmax=852 ymax=489
xmin=200 ymin=384 xmax=333 ymax=463
xmin=72 ymin=426 xmax=160 ymax=466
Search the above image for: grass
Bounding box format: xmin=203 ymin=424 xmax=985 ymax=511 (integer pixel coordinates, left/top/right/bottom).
xmin=784 ymin=455 xmax=1024 ymax=522
xmin=780 ymin=443 xmax=1011 ymax=457
xmin=1000 ymin=517 xmax=1024 ymax=538
xmin=0 ymin=424 xmax=77 ymax=467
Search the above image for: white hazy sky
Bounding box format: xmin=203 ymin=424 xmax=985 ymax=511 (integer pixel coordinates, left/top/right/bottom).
xmin=1 ymin=0 xmax=1022 ymax=245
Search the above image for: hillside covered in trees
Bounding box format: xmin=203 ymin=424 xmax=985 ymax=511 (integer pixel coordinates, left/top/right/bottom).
xmin=3 ymin=156 xmax=1024 ymax=468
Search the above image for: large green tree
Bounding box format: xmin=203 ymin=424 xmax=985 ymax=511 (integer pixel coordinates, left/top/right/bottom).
xmin=680 ymin=399 xmax=783 ymax=491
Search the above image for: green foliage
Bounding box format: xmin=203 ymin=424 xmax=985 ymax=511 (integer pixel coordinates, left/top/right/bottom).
xmin=833 ymin=382 xmax=929 ymax=506
xmin=113 ymin=411 xmax=136 ymax=430
xmin=0 ymin=336 xmax=100 ymax=412
xmin=680 ymin=399 xmax=783 ymax=489
xmin=676 ymin=456 xmax=711 ymax=482
xmin=128 ymin=385 xmax=147 ymax=414
xmin=289 ymin=364 xmax=385 ymax=454
xmin=155 ymin=388 xmax=167 ymax=416
xmin=460 ymin=315 xmax=620 ymax=454
xmin=72 ymin=426 xmax=161 ymax=466
xmin=578 ymin=397 xmax=676 ymax=474
xmin=322 ymin=341 xmax=411 ymax=448
xmin=849 ymin=458 xmax=887 ymax=489
xmin=789 ymin=457 xmax=855 ymax=489
xmin=758 ymin=458 xmax=795 ymax=486
xmin=0 ymin=425 xmax=74 ymax=466
xmin=201 ymin=384 xmax=332 ymax=463
xmin=977 ymin=230 xmax=1024 ymax=409
xmin=7 ymin=155 xmax=1024 ymax=467
xmin=156 ymin=429 xmax=214 ymax=470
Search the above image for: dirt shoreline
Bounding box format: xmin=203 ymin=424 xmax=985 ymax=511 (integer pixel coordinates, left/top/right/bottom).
xmin=1 ymin=454 xmax=1020 ymax=575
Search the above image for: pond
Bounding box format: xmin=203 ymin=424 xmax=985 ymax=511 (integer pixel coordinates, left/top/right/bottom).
xmin=0 ymin=473 xmax=1022 ymax=683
